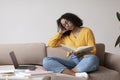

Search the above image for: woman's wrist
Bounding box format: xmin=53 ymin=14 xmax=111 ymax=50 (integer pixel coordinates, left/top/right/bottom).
xmin=58 ymin=31 xmax=63 ymax=35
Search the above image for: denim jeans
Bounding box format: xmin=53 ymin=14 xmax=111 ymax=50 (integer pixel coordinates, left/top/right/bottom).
xmin=43 ymin=54 xmax=99 ymax=73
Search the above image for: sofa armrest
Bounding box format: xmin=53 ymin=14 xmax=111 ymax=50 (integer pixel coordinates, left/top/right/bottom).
xmin=104 ymin=52 xmax=120 ymax=73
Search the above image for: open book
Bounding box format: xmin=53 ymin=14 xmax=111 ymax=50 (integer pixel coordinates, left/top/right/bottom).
xmin=61 ymin=44 xmax=93 ymax=54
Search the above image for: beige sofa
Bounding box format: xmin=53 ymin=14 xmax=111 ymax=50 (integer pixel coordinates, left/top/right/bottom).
xmin=0 ymin=43 xmax=120 ymax=80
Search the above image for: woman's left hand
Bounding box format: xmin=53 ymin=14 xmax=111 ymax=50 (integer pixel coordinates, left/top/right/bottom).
xmin=73 ymin=52 xmax=84 ymax=57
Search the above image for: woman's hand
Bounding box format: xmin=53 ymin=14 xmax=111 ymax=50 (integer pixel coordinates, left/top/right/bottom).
xmin=59 ymin=27 xmax=69 ymax=34
xmin=66 ymin=51 xmax=84 ymax=57
xmin=73 ymin=52 xmax=84 ymax=57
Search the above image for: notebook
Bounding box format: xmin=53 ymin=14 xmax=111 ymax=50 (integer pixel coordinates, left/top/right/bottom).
xmin=15 ymin=69 xmax=53 ymax=77
xmin=9 ymin=51 xmax=36 ymax=70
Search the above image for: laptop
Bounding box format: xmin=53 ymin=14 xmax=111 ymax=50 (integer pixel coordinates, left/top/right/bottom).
xmin=9 ymin=51 xmax=36 ymax=70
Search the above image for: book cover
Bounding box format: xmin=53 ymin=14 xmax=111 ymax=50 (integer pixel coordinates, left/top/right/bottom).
xmin=61 ymin=44 xmax=93 ymax=53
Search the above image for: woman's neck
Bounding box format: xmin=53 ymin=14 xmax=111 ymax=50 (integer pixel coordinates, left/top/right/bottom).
xmin=72 ymin=26 xmax=81 ymax=33
xmin=71 ymin=26 xmax=82 ymax=38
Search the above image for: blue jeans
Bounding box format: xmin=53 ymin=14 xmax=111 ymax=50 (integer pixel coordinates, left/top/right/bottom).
xmin=43 ymin=54 xmax=99 ymax=73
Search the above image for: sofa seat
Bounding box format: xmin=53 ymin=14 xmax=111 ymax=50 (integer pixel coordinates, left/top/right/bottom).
xmin=89 ymin=66 xmax=120 ymax=80
xmin=51 ymin=66 xmax=120 ymax=80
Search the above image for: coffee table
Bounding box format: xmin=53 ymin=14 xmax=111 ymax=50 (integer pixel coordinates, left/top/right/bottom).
xmin=0 ymin=74 xmax=53 ymax=80
xmin=0 ymin=65 xmax=54 ymax=80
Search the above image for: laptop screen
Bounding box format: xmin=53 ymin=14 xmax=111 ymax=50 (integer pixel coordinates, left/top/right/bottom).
xmin=9 ymin=51 xmax=19 ymax=68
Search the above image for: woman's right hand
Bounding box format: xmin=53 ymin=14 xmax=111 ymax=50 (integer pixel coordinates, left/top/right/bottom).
xmin=59 ymin=27 xmax=68 ymax=34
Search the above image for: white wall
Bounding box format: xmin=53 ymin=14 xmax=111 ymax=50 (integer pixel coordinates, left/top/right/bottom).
xmin=0 ymin=0 xmax=120 ymax=54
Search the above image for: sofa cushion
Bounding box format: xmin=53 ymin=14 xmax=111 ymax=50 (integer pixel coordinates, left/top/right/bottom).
xmin=52 ymin=73 xmax=87 ymax=80
xmin=0 ymin=43 xmax=46 ymax=65
xmin=47 ymin=47 xmax=67 ymax=59
xmin=51 ymin=66 xmax=120 ymax=80
xmin=89 ymin=66 xmax=120 ymax=80
xmin=105 ymin=52 xmax=120 ymax=73
xmin=96 ymin=43 xmax=105 ymax=65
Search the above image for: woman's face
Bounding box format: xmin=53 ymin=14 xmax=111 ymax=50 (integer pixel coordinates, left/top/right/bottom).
xmin=60 ymin=18 xmax=74 ymax=30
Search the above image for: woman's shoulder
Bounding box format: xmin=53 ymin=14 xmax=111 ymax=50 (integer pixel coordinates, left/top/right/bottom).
xmin=81 ymin=26 xmax=92 ymax=32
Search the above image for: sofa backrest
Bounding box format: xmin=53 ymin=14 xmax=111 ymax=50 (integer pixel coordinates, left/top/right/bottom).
xmin=0 ymin=43 xmax=105 ymax=66
xmin=47 ymin=43 xmax=105 ymax=66
xmin=0 ymin=43 xmax=46 ymax=65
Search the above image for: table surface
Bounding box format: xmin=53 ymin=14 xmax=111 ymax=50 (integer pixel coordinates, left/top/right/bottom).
xmin=0 ymin=65 xmax=54 ymax=80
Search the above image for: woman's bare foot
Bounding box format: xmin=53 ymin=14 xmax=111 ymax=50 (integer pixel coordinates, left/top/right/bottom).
xmin=61 ymin=68 xmax=75 ymax=76
xmin=71 ymin=67 xmax=77 ymax=72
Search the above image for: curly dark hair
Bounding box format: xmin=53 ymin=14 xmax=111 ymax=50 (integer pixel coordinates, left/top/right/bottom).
xmin=57 ymin=13 xmax=83 ymax=37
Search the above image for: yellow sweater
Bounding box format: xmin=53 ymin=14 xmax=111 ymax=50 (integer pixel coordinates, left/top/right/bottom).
xmin=48 ymin=27 xmax=96 ymax=56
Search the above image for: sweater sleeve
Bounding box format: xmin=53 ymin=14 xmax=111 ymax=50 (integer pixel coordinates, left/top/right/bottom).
xmin=86 ymin=29 xmax=96 ymax=54
xmin=48 ymin=32 xmax=63 ymax=47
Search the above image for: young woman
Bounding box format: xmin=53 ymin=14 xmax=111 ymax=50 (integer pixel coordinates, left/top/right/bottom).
xmin=43 ymin=13 xmax=99 ymax=78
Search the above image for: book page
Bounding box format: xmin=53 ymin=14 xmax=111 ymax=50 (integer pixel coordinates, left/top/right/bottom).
xmin=75 ymin=46 xmax=93 ymax=53
xmin=61 ymin=44 xmax=93 ymax=53
xmin=61 ymin=44 xmax=75 ymax=51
